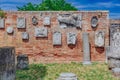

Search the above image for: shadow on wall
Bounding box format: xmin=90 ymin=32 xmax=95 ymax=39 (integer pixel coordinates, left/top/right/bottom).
xmin=16 ymin=64 xmax=47 ymax=80
xmin=95 ymin=47 xmax=104 ymax=54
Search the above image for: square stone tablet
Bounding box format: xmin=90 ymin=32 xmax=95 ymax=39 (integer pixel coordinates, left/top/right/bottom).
xmin=43 ymin=17 xmax=50 ymax=25
xmin=17 ymin=17 xmax=26 ymax=28
xmin=35 ymin=27 xmax=48 ymax=37
xmin=22 ymin=32 xmax=29 ymax=40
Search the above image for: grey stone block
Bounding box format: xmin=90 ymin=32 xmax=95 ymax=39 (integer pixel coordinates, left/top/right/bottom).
xmin=17 ymin=54 xmax=29 ymax=70
xmin=57 ymin=72 xmax=78 ymax=80
xmin=53 ymin=31 xmax=62 ymax=45
xmin=0 ymin=47 xmax=15 ymax=80
xmin=17 ymin=17 xmax=26 ymax=28
xmin=22 ymin=32 xmax=29 ymax=40
xmin=35 ymin=27 xmax=48 ymax=37
xmin=67 ymin=32 xmax=76 ymax=45
xmin=112 ymin=68 xmax=120 ymax=77
xmin=0 ymin=18 xmax=4 ymax=28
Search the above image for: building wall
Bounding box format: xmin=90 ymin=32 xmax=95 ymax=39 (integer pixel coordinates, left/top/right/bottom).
xmin=0 ymin=11 xmax=109 ymax=63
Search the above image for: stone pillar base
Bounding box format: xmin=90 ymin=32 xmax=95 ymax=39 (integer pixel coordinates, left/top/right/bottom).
xmin=83 ymin=61 xmax=92 ymax=65
xmin=112 ymin=68 xmax=120 ymax=77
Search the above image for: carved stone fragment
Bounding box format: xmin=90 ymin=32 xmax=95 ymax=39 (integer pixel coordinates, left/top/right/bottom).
xmin=0 ymin=18 xmax=4 ymax=28
xmin=17 ymin=54 xmax=29 ymax=70
xmin=17 ymin=17 xmax=26 ymax=28
xmin=6 ymin=27 xmax=14 ymax=34
xmin=95 ymin=31 xmax=105 ymax=47
xmin=53 ymin=31 xmax=62 ymax=45
xmin=35 ymin=27 xmax=48 ymax=37
xmin=57 ymin=14 xmax=82 ymax=28
xmin=22 ymin=32 xmax=29 ymax=40
xmin=67 ymin=32 xmax=76 ymax=45
xmin=91 ymin=16 xmax=98 ymax=28
xmin=43 ymin=17 xmax=50 ymax=25
xmin=32 ymin=16 xmax=38 ymax=25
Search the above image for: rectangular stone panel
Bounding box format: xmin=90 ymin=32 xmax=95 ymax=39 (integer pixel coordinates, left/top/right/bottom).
xmin=0 ymin=47 xmax=15 ymax=80
xmin=22 ymin=32 xmax=29 ymax=40
xmin=53 ymin=31 xmax=62 ymax=45
xmin=67 ymin=32 xmax=76 ymax=45
xmin=43 ymin=17 xmax=50 ymax=25
xmin=35 ymin=27 xmax=48 ymax=37
xmin=17 ymin=17 xmax=26 ymax=28
xmin=95 ymin=31 xmax=105 ymax=47
xmin=0 ymin=18 xmax=4 ymax=28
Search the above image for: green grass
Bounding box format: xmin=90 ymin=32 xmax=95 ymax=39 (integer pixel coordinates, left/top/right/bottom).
xmin=16 ymin=62 xmax=119 ymax=80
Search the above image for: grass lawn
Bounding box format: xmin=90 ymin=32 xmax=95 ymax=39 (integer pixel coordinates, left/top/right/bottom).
xmin=16 ymin=62 xmax=119 ymax=80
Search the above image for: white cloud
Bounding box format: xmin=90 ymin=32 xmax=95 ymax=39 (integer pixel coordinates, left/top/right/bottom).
xmin=75 ymin=2 xmax=120 ymax=9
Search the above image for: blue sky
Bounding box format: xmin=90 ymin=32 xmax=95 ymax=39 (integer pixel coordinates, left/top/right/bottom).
xmin=0 ymin=0 xmax=120 ymax=19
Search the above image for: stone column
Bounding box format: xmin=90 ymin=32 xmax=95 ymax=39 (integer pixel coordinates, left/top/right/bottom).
xmin=0 ymin=47 xmax=15 ymax=80
xmin=82 ymin=32 xmax=91 ymax=65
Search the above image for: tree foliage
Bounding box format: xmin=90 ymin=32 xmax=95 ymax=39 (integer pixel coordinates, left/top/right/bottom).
xmin=17 ymin=0 xmax=77 ymax=11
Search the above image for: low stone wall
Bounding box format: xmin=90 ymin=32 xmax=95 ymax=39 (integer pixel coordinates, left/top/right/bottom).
xmin=0 ymin=11 xmax=109 ymax=63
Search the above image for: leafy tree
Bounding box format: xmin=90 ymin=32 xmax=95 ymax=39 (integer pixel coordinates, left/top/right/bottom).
xmin=17 ymin=0 xmax=77 ymax=11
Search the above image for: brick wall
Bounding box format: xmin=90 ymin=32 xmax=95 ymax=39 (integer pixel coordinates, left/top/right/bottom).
xmin=0 ymin=11 xmax=109 ymax=63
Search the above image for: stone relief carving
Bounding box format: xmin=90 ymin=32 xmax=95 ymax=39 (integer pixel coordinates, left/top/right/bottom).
xmin=57 ymin=14 xmax=82 ymax=28
xmin=67 ymin=32 xmax=76 ymax=45
xmin=6 ymin=27 xmax=14 ymax=34
xmin=17 ymin=54 xmax=29 ymax=70
xmin=35 ymin=27 xmax=48 ymax=37
xmin=32 ymin=16 xmax=38 ymax=25
xmin=0 ymin=18 xmax=4 ymax=28
xmin=53 ymin=31 xmax=62 ymax=45
xmin=91 ymin=16 xmax=98 ymax=28
xmin=43 ymin=16 xmax=50 ymax=25
xmin=17 ymin=17 xmax=26 ymax=28
xmin=110 ymin=24 xmax=120 ymax=53
xmin=22 ymin=32 xmax=29 ymax=40
xmin=95 ymin=31 xmax=105 ymax=47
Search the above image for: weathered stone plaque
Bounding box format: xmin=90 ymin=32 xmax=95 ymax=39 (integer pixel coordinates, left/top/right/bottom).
xmin=67 ymin=32 xmax=76 ymax=45
xmin=43 ymin=17 xmax=50 ymax=25
xmin=0 ymin=47 xmax=15 ymax=80
xmin=32 ymin=16 xmax=38 ymax=25
xmin=57 ymin=14 xmax=82 ymax=28
xmin=22 ymin=32 xmax=29 ymax=40
xmin=6 ymin=27 xmax=14 ymax=34
xmin=0 ymin=18 xmax=4 ymax=28
xmin=53 ymin=31 xmax=62 ymax=45
xmin=35 ymin=27 xmax=48 ymax=37
xmin=17 ymin=54 xmax=29 ymax=70
xmin=91 ymin=16 xmax=98 ymax=28
xmin=17 ymin=17 xmax=26 ymax=28
xmin=95 ymin=31 xmax=105 ymax=47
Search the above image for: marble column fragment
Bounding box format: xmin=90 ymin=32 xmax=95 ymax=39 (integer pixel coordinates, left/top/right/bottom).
xmin=82 ymin=32 xmax=91 ymax=65
xmin=0 ymin=47 xmax=15 ymax=80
